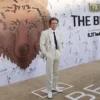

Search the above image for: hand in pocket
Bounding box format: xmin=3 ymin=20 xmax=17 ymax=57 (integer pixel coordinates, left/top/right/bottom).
xmin=56 ymin=50 xmax=61 ymax=59
xmin=46 ymin=53 xmax=52 ymax=59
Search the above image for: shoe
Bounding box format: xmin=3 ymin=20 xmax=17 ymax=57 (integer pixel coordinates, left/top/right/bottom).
xmin=47 ymin=91 xmax=52 ymax=99
xmin=52 ymin=87 xmax=63 ymax=93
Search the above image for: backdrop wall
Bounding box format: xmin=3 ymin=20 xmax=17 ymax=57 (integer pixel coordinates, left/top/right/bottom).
xmin=0 ymin=0 xmax=100 ymax=87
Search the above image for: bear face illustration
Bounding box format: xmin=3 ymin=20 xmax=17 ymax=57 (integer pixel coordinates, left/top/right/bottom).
xmin=0 ymin=0 xmax=50 ymax=69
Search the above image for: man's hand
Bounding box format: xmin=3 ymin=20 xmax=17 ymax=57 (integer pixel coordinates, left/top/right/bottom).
xmin=46 ymin=53 xmax=52 ymax=59
xmin=55 ymin=50 xmax=61 ymax=59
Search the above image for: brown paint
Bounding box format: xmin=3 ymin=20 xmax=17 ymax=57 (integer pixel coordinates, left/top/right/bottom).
xmin=0 ymin=0 xmax=51 ymax=69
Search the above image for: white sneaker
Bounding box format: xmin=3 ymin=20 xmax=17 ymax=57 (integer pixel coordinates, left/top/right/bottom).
xmin=52 ymin=87 xmax=63 ymax=93
xmin=47 ymin=91 xmax=52 ymax=99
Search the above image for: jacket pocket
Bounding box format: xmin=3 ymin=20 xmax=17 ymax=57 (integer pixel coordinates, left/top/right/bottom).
xmin=55 ymin=50 xmax=61 ymax=59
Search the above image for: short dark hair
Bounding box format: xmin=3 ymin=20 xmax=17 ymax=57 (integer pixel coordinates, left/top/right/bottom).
xmin=49 ymin=17 xmax=59 ymax=25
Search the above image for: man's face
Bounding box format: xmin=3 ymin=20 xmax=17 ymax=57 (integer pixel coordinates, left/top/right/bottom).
xmin=50 ymin=20 xmax=58 ymax=30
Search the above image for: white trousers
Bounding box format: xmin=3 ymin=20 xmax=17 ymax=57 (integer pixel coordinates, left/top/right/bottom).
xmin=46 ymin=51 xmax=60 ymax=92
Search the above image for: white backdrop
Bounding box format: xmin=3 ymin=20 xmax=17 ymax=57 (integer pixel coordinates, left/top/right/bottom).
xmin=0 ymin=0 xmax=100 ymax=87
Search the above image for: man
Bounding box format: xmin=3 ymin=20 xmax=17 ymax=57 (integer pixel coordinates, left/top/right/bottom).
xmin=40 ymin=17 xmax=63 ymax=99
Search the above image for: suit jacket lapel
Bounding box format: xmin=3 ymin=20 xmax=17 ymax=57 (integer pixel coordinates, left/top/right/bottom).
xmin=48 ymin=28 xmax=60 ymax=46
xmin=55 ymin=30 xmax=59 ymax=41
xmin=48 ymin=28 xmax=54 ymax=46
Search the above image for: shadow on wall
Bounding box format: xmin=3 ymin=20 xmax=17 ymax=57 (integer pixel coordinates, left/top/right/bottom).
xmin=0 ymin=0 xmax=51 ymax=69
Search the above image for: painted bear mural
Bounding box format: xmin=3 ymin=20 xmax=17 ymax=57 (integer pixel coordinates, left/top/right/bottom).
xmin=0 ymin=0 xmax=50 ymax=69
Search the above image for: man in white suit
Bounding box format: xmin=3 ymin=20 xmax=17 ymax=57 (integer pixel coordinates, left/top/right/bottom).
xmin=40 ymin=17 xmax=63 ymax=99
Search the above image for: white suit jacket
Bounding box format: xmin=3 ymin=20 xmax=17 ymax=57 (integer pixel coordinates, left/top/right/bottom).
xmin=40 ymin=28 xmax=63 ymax=60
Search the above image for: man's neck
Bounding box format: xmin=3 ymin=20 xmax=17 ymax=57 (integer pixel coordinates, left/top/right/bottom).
xmin=50 ymin=28 xmax=56 ymax=31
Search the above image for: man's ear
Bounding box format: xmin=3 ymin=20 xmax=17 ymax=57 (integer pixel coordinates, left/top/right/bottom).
xmin=36 ymin=0 xmax=48 ymax=8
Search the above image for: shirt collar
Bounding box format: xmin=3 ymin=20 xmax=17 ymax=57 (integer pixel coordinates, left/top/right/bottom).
xmin=49 ymin=28 xmax=57 ymax=33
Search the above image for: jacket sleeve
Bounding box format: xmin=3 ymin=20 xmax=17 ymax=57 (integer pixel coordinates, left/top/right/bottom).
xmin=40 ymin=31 xmax=48 ymax=56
